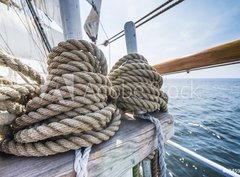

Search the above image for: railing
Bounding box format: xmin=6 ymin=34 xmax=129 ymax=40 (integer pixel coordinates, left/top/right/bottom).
xmin=167 ymin=140 xmax=240 ymax=177
xmin=120 ymin=18 xmax=240 ymax=176
xmin=154 ymin=39 xmax=240 ymax=177
xmin=153 ymin=40 xmax=240 ymax=75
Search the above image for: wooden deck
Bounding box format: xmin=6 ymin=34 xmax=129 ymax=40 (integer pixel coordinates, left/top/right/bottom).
xmin=0 ymin=113 xmax=174 ymax=177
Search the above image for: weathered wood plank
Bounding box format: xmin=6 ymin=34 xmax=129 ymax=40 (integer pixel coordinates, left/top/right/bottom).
xmin=0 ymin=113 xmax=174 ymax=177
xmin=153 ymin=40 xmax=240 ymax=75
xmin=122 ymin=168 xmax=133 ymax=177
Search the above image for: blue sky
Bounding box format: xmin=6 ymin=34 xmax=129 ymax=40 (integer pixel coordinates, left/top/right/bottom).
xmin=80 ymin=0 xmax=240 ymax=78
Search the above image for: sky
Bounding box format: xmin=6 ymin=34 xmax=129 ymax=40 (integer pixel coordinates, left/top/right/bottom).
xmin=0 ymin=0 xmax=239 ymax=79
xmin=80 ymin=0 xmax=240 ymax=78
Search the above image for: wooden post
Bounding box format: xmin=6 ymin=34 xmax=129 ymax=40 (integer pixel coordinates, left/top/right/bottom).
xmin=124 ymin=21 xmax=152 ymax=177
xmin=58 ymin=1 xmax=83 ymax=176
xmin=59 ymin=0 xmax=82 ymax=40
xmin=124 ymin=21 xmax=139 ymax=177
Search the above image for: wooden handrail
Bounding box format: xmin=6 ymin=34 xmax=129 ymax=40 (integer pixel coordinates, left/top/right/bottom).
xmin=153 ymin=40 xmax=240 ymax=75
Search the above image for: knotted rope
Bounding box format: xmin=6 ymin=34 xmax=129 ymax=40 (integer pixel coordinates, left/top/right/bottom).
xmin=108 ymin=53 xmax=168 ymax=113
xmin=74 ymin=146 xmax=92 ymax=177
xmin=109 ymin=54 xmax=168 ymax=177
xmin=0 ymin=50 xmax=43 ymax=142
xmin=0 ymin=40 xmax=120 ymax=156
xmin=151 ymin=150 xmax=161 ymax=177
xmin=0 ymin=49 xmax=42 ymax=118
xmin=0 ymin=49 xmax=43 ymax=84
xmin=0 ymin=40 xmax=168 ymax=176
xmin=135 ymin=113 xmax=166 ymax=177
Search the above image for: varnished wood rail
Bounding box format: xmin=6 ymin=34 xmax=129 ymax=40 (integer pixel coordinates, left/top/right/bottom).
xmin=153 ymin=40 xmax=240 ymax=75
xmin=0 ymin=113 xmax=174 ymax=177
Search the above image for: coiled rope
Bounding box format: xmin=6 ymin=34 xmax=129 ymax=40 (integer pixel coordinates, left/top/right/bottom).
xmin=0 ymin=49 xmax=43 ymax=84
xmin=108 ymin=53 xmax=168 ymax=113
xmin=0 ymin=49 xmax=42 ymax=118
xmin=109 ymin=53 xmax=168 ymax=177
xmin=0 ymin=40 xmax=168 ymax=176
xmin=0 ymin=49 xmax=43 ymax=141
xmin=0 ymin=40 xmax=120 ymax=156
xmin=135 ymin=113 xmax=166 ymax=177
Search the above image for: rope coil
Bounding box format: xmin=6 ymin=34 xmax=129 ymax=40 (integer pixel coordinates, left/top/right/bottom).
xmin=108 ymin=53 xmax=168 ymax=113
xmin=0 ymin=40 xmax=120 ymax=156
xmin=0 ymin=40 xmax=168 ymax=177
xmin=0 ymin=49 xmax=44 ymax=84
xmin=0 ymin=49 xmax=42 ymax=118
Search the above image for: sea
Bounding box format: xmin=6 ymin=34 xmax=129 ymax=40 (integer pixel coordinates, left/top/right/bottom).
xmin=162 ymin=79 xmax=240 ymax=177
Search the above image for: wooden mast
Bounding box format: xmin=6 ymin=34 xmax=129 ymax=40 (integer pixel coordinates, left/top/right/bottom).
xmin=124 ymin=21 xmax=153 ymax=177
xmin=59 ymin=0 xmax=82 ymax=40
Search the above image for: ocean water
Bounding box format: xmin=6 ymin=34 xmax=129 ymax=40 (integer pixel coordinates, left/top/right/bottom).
xmin=162 ymin=79 xmax=240 ymax=177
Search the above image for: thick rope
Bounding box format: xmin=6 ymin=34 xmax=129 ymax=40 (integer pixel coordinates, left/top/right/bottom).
xmin=0 ymin=112 xmax=16 ymax=125
xmin=0 ymin=40 xmax=170 ymax=177
xmin=0 ymin=75 xmax=15 ymax=85
xmin=109 ymin=53 xmax=168 ymax=177
xmin=146 ymin=150 xmax=156 ymax=160
xmin=74 ymin=146 xmax=92 ymax=177
xmin=0 ymin=125 xmax=11 ymax=142
xmin=0 ymin=52 xmax=42 ymax=140
xmin=0 ymin=50 xmax=43 ymax=126
xmin=0 ymin=40 xmax=120 ymax=156
xmin=0 ymin=42 xmax=168 ymax=177
xmin=108 ymin=53 xmax=168 ymax=113
xmin=0 ymin=49 xmax=43 ymax=84
xmin=0 ymin=84 xmax=40 ymax=116
xmin=134 ymin=113 xmax=166 ymax=177
xmin=151 ymin=150 xmax=160 ymax=177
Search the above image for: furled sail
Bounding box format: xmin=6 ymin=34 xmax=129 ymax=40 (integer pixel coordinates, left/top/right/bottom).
xmin=84 ymin=0 xmax=102 ymax=43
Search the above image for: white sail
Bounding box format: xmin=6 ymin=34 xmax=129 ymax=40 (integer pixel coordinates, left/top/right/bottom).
xmin=0 ymin=0 xmax=64 ymax=76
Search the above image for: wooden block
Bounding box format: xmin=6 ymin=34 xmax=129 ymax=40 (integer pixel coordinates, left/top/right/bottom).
xmin=0 ymin=113 xmax=174 ymax=177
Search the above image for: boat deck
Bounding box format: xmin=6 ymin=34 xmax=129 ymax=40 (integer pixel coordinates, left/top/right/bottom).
xmin=0 ymin=113 xmax=174 ymax=177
